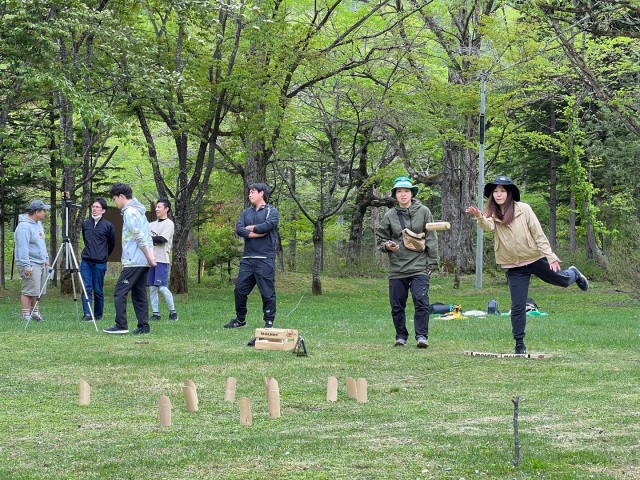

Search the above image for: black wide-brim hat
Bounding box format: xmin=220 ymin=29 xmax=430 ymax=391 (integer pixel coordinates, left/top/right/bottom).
xmin=483 ymin=175 xmax=520 ymax=202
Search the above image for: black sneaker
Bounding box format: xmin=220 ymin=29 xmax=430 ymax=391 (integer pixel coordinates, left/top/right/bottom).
xmin=82 ymin=315 xmax=93 ymax=322
xmin=168 ymin=311 xmax=178 ymax=321
xmin=247 ymin=337 xmax=256 ymax=347
xmin=264 ymin=320 xmax=273 ymax=328
xmin=95 ymin=316 xmax=103 ymax=320
xmin=132 ymin=327 xmax=150 ymax=335
xmin=569 ymin=266 xmax=589 ymax=291
xmin=224 ymin=317 xmax=246 ymax=328
xmin=515 ymin=344 xmax=527 ymax=354
xmin=150 ymin=313 xmax=162 ymax=321
xmin=103 ymin=325 xmax=129 ymax=334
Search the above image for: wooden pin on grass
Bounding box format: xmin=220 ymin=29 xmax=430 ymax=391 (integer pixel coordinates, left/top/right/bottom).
xmin=356 ymin=378 xmax=368 ymax=403
xmin=239 ymin=397 xmax=252 ymax=426
xmin=224 ymin=377 xmax=237 ymax=403
xmin=79 ymin=379 xmax=90 ymax=406
xmin=158 ymin=395 xmax=172 ymax=427
xmin=183 ymin=381 xmax=198 ymax=413
xmin=346 ymin=377 xmax=357 ymax=400
xmin=326 ymin=376 xmax=338 ymax=402
xmin=267 ymin=378 xmax=281 ymax=419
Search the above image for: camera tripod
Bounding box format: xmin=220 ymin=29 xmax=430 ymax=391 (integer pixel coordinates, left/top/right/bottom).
xmin=25 ymin=197 xmax=98 ymax=331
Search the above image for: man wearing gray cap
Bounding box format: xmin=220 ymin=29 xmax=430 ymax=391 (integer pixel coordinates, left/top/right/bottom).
xmin=14 ymin=200 xmax=51 ymax=321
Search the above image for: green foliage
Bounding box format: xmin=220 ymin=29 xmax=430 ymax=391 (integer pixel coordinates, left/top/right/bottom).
xmin=197 ymin=222 xmax=241 ymax=268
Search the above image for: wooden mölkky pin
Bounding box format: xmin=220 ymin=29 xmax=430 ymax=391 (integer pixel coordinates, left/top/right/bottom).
xmin=346 ymin=376 xmax=357 ymax=400
xmin=239 ymin=397 xmax=252 ymax=426
xmin=183 ymin=385 xmax=198 ymax=413
xmin=326 ymin=376 xmax=338 ymax=402
xmin=264 ymin=377 xmax=273 ymax=399
xmin=184 ymin=380 xmax=198 ymax=404
xmin=224 ymin=377 xmax=237 ymax=403
xmin=79 ymin=379 xmax=91 ymax=406
xmin=267 ymin=378 xmax=281 ymax=419
xmin=159 ymin=395 xmax=172 ymax=427
xmin=356 ymin=378 xmax=368 ymax=403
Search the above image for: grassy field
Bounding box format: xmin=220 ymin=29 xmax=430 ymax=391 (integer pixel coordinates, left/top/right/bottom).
xmin=0 ymin=272 xmax=638 ymax=479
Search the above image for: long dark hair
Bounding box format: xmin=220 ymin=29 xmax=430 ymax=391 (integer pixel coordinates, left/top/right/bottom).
xmin=484 ymin=187 xmax=515 ymax=225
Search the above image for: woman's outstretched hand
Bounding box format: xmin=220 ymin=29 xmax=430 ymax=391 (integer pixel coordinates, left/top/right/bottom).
xmin=465 ymin=206 xmax=482 ymax=219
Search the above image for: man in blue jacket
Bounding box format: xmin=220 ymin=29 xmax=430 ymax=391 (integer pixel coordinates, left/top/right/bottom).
xmin=80 ymin=197 xmax=115 ymax=321
xmin=103 ymin=183 xmax=156 ymax=335
xmin=224 ymin=183 xmax=280 ymax=329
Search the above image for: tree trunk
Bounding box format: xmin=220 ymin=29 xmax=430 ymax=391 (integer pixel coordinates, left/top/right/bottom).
xmin=439 ymin=138 xmax=477 ymax=273
xmin=346 ymin=197 xmax=368 ymax=267
xmin=169 ymin=185 xmax=196 ymax=294
xmin=583 ymin=200 xmax=609 ymax=269
xmin=0 ymin=200 xmax=5 ymax=289
xmin=312 ymin=220 xmax=324 ymax=295
xmin=243 ymin=137 xmax=269 ymax=196
xmin=569 ymin=191 xmax=576 ymax=255
xmin=549 ymin=109 xmax=558 ymax=250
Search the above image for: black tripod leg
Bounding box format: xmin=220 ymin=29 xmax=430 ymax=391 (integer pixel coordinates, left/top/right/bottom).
xmin=67 ymin=243 xmax=98 ymax=332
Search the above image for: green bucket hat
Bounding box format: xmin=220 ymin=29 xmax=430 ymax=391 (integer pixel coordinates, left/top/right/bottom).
xmin=391 ymin=176 xmax=419 ymax=198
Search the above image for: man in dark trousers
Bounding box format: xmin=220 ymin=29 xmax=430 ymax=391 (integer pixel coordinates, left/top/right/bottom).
xmin=224 ymin=183 xmax=280 ymax=329
xmin=80 ymin=197 xmax=115 ymax=321
xmin=103 ymin=183 xmax=156 ymax=335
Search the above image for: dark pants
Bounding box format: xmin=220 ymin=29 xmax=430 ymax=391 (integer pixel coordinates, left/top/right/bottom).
xmin=80 ymin=261 xmax=107 ymax=317
xmin=114 ymin=267 xmax=150 ymax=330
xmin=389 ymin=274 xmax=431 ymax=340
xmin=235 ymin=258 xmax=276 ymax=323
xmin=507 ymin=258 xmax=578 ymax=344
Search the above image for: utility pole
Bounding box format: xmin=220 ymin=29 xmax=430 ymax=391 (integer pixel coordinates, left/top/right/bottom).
xmin=475 ymin=73 xmax=486 ymax=289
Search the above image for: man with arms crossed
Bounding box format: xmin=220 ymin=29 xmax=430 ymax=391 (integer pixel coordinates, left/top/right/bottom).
xmin=148 ymin=198 xmax=178 ymax=321
xmin=224 ymin=183 xmax=280 ymax=330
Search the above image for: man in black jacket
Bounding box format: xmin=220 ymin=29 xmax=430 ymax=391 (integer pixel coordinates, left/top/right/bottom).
xmin=80 ymin=197 xmax=115 ymax=321
xmin=224 ymin=183 xmax=280 ymax=329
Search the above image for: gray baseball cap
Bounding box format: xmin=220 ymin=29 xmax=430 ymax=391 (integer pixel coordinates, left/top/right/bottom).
xmin=28 ymin=200 xmax=51 ymax=211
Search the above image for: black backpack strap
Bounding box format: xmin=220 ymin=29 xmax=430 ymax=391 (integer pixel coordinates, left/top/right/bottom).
xmin=396 ymin=210 xmax=406 ymax=230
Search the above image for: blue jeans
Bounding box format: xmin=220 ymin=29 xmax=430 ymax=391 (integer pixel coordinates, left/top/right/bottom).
xmin=80 ymin=261 xmax=108 ymax=317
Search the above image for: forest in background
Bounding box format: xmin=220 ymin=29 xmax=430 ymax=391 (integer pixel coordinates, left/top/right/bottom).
xmin=2 ymin=0 xmax=639 ymax=296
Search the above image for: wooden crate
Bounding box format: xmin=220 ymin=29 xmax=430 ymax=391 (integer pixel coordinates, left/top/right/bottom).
xmin=254 ymin=328 xmax=299 ymax=351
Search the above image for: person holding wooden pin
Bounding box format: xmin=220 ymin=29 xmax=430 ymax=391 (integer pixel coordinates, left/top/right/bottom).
xmin=466 ymin=175 xmax=589 ymax=354
xmin=376 ymin=176 xmax=439 ymax=348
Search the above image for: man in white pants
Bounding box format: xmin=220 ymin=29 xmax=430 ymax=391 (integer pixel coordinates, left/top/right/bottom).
xmin=148 ymin=198 xmax=178 ymax=321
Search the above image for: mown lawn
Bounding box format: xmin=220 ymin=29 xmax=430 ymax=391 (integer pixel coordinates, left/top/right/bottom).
xmin=0 ymin=272 xmax=638 ymax=479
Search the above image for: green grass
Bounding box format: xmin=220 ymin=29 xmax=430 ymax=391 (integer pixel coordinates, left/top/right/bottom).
xmin=1 ymin=272 xmax=639 ymax=479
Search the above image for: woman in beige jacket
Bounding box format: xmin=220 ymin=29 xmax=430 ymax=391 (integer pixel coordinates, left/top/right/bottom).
xmin=466 ymin=176 xmax=589 ymax=354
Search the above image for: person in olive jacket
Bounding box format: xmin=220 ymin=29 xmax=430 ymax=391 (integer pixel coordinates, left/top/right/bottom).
xmin=376 ymin=176 xmax=439 ymax=348
xmin=466 ymin=175 xmax=589 ymax=354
